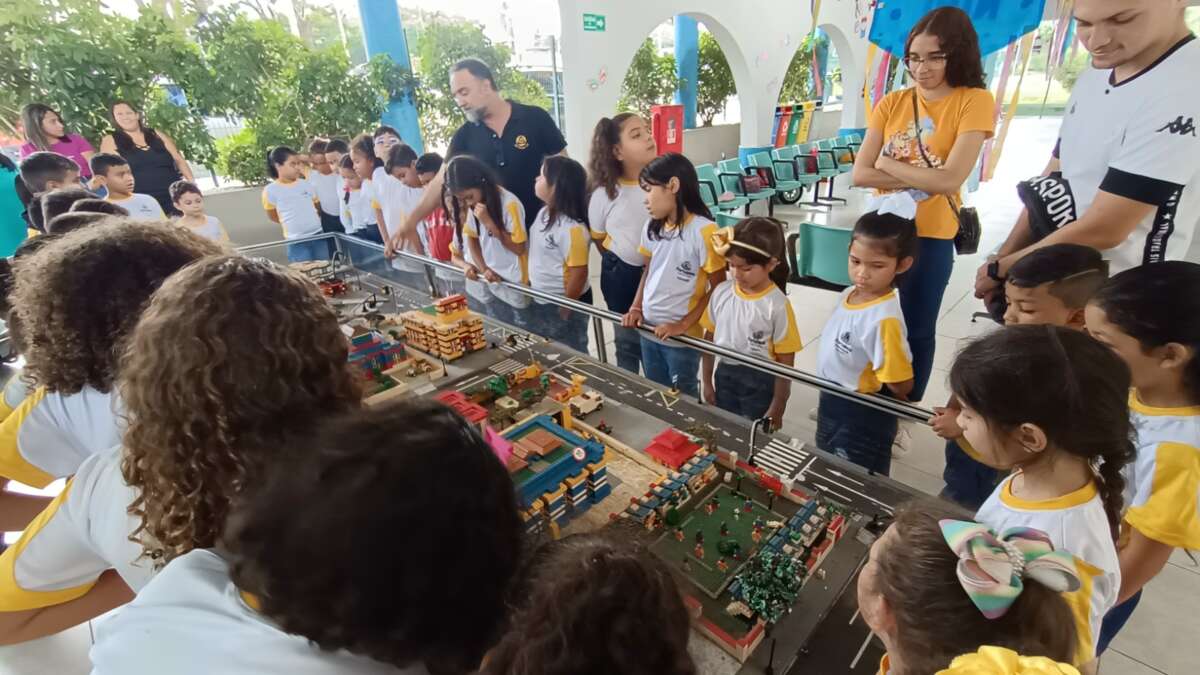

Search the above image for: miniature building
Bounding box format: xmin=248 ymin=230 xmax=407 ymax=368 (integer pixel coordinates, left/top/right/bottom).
xmin=505 ymin=415 xmax=606 ymax=520
xmin=347 ymin=330 xmax=406 ymax=379
xmin=400 ymin=294 xmax=486 ymax=361
xmin=434 ymin=391 xmax=489 ymax=430
xmin=644 ymin=428 xmax=702 ymax=470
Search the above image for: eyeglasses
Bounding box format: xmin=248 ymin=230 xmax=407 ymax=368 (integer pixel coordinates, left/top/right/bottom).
xmin=903 ymin=54 xmax=949 ymax=69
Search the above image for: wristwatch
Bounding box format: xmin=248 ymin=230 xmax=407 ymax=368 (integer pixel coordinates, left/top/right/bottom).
xmin=986 ymin=259 xmax=1005 ymax=282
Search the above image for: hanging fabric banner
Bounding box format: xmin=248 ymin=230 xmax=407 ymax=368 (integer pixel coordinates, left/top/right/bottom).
xmin=985 ymin=31 xmax=1037 ymax=181
xmin=810 ymin=0 xmax=824 ymax=34
xmin=873 ymin=52 xmax=892 ymax=110
xmin=862 ymin=41 xmax=879 ymax=111
xmin=979 ymin=41 xmax=1018 ymax=179
xmin=868 ymin=0 xmax=1047 ymax=56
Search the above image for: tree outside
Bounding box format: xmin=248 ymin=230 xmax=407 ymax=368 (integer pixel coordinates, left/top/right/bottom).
xmin=618 ymin=38 xmax=679 ymax=116
xmin=695 ymin=32 xmax=735 ymax=126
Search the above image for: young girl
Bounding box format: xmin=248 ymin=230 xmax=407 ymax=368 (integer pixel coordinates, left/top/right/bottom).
xmin=170 ymin=180 xmax=229 ymax=243
xmin=700 ymin=217 xmax=800 ymax=430
xmin=589 ymin=114 xmax=657 ymax=374
xmin=1085 ymin=261 xmax=1200 ymax=652
xmin=815 ymin=195 xmax=916 ymax=476
xmin=858 ymin=501 xmax=1080 ymax=675
xmin=19 ymin=103 xmax=95 ymax=180
xmin=338 ymin=155 xmax=377 ymax=242
xmin=622 ymin=153 xmax=724 ymax=398
xmin=481 ymin=533 xmax=695 ymax=675
xmin=0 ymin=255 xmax=360 ymax=643
xmin=445 ymin=155 xmax=530 ymax=327
xmin=530 ymin=155 xmax=592 ymax=353
xmin=262 ymin=146 xmax=324 ymax=262
xmin=951 ymin=325 xmax=1134 ymax=671
xmin=348 ymin=134 xmax=385 ymax=245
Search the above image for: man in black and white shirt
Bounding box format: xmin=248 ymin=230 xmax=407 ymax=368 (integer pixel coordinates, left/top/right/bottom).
xmin=978 ymin=0 xmax=1200 ymax=297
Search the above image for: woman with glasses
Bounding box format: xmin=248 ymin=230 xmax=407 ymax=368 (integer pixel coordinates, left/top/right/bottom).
xmin=851 ymin=7 xmax=995 ymax=409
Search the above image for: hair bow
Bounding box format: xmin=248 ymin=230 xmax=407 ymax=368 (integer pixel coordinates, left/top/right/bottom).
xmin=936 ymin=646 xmax=1081 ymax=675
xmin=865 ymin=191 xmax=920 ymax=220
xmin=939 ymin=520 xmax=1080 ymax=619
xmin=709 ymin=226 xmax=772 ymax=258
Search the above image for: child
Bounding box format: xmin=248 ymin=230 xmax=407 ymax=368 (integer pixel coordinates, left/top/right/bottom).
xmin=0 ymin=255 xmax=361 ymax=643
xmin=416 ymin=152 xmax=457 ymax=295
xmin=937 ymin=244 xmax=1109 ymax=510
xmin=700 ymin=217 xmax=800 ymax=430
xmin=348 ymin=134 xmax=385 ymax=245
xmin=90 ymin=153 xmax=165 ymax=221
xmin=858 ymin=501 xmax=1080 ymax=675
xmin=372 ymin=125 xmax=402 ymax=163
xmin=589 ymin=114 xmax=657 ymax=374
xmin=90 ymin=401 xmax=522 ymax=675
xmin=38 ymin=186 xmax=94 ymax=225
xmin=622 ymin=153 xmax=724 ymax=398
xmin=529 ymin=155 xmax=593 ymax=353
xmin=170 ymin=180 xmax=229 ymax=243
xmin=1085 ymin=261 xmax=1200 ymax=652
xmin=952 ymin=325 xmax=1134 ymax=670
xmin=815 ymin=195 xmax=916 ymax=475
xmin=17 ymin=152 xmax=80 ymax=232
xmin=70 ymin=198 xmax=129 ymax=217
xmin=481 ymin=533 xmax=694 ymax=675
xmin=445 ymin=155 xmax=530 ymax=326
xmin=307 ymin=138 xmax=344 ymax=244
xmin=263 ymin=146 xmax=325 ymax=262
xmin=0 ymin=222 xmax=220 ymax=538
xmin=378 ymin=143 xmax=428 ymax=288
xmin=323 ymin=138 xmax=348 ymax=171
xmin=415 ymin=152 xmax=443 ymax=185
xmin=46 ymin=211 xmax=109 ymax=235
xmin=338 ymin=155 xmax=376 ymax=242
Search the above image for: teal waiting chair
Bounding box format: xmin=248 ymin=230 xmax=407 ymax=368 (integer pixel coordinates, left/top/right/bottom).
xmin=717 ymin=158 xmax=776 ymax=216
xmin=817 ymin=138 xmax=854 ymax=174
xmin=806 ymin=143 xmax=847 ymax=205
xmin=786 ymin=221 xmax=852 ymax=289
xmin=746 ymin=151 xmax=804 ymax=205
xmin=772 ymin=146 xmax=823 ymax=205
xmin=696 ymin=163 xmax=750 ymax=217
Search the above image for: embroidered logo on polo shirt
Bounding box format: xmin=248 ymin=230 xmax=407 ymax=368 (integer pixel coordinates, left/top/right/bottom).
xmin=514 ymin=134 xmax=529 ymax=150
xmin=835 ymin=331 xmax=853 ymax=355
xmin=675 ymin=259 xmax=696 ymax=283
xmin=1156 ymin=116 xmax=1197 ymax=137
xmin=750 ymin=329 xmax=767 ymax=349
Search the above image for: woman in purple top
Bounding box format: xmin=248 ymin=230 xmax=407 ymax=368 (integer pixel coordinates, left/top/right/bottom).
xmin=19 ymin=103 xmax=96 ymax=179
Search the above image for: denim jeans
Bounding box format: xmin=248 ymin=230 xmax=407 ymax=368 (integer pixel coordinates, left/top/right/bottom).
xmin=1097 ymin=591 xmax=1143 ymax=655
xmin=940 ymin=438 xmax=1002 ymax=511
xmin=530 ymin=288 xmax=593 ymax=354
xmin=639 ymin=336 xmax=700 ymax=398
xmin=896 ymin=237 xmax=955 ymax=401
xmin=600 ymin=250 xmax=644 ymax=375
xmin=287 ymin=239 xmax=328 ymax=263
xmin=714 ymin=362 xmax=776 ymax=422
xmin=353 ymin=227 xmax=384 ymax=245
xmin=816 ymin=391 xmax=898 ymax=475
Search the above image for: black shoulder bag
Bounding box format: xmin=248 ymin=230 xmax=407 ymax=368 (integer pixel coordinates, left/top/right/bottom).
xmin=911 ymin=88 xmax=982 ymax=255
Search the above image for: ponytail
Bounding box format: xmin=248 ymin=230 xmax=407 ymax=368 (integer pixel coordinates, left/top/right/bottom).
xmin=266 ymin=146 xmax=296 ymax=180
xmin=588 ymin=113 xmax=638 ymax=199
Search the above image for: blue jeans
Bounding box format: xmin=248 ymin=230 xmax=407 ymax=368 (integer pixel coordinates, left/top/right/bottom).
xmin=287 ymin=239 xmax=328 ymax=263
xmin=600 ymin=250 xmax=644 ymax=375
xmin=714 ymin=363 xmax=776 ymax=422
xmin=940 ymin=439 xmax=1002 ymax=511
xmin=530 ymin=288 xmax=592 ymax=354
xmin=353 ymin=227 xmax=384 ymax=245
xmin=468 ymin=295 xmax=528 ymax=331
xmin=816 ymin=391 xmax=898 ymax=475
xmin=896 ymin=237 xmax=955 ymax=401
xmin=1097 ymin=591 xmax=1142 ymax=655
xmin=640 ymin=336 xmax=700 ymax=398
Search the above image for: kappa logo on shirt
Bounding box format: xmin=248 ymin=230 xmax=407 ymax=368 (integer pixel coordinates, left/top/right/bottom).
xmin=1156 ymin=116 xmax=1197 ymax=137
xmin=834 ymin=330 xmax=853 ymax=356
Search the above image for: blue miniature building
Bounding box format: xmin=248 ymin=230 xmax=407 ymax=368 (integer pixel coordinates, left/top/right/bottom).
xmin=505 ymin=415 xmax=606 ymax=511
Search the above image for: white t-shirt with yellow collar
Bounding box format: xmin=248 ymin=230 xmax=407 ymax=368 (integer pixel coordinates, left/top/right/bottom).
xmin=262 ymin=178 xmax=322 ymax=239
xmin=816 ymin=288 xmax=913 ymax=393
xmin=528 ymin=207 xmax=590 ymax=302
xmin=1126 ymin=391 xmax=1200 ymax=550
xmin=699 ymin=280 xmax=801 ymax=364
xmin=451 ymin=187 xmax=529 ymax=309
xmin=636 ymin=214 xmax=724 ymax=339
xmin=976 ymin=475 xmax=1120 ymax=664
xmin=588 ymin=181 xmax=649 ymax=267
xmin=0 ymin=386 xmax=122 ymax=489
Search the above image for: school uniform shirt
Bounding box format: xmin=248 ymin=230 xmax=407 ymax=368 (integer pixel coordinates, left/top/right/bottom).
xmin=528 ymin=207 xmax=590 ymax=303
xmin=869 ymin=86 xmax=996 ymax=239
xmin=1125 ymin=391 xmax=1200 ymax=550
xmin=180 ymin=215 xmax=228 ymax=243
xmin=89 ymin=549 xmax=422 ymax=675
xmin=106 ymin=193 xmax=165 ymax=221
xmin=635 ymin=214 xmax=724 ymax=339
xmin=0 ymin=375 xmax=30 ymax=423
xmin=462 ymin=187 xmax=530 ymax=308
xmin=816 ymin=289 xmax=913 ymax=393
xmin=0 ymin=446 xmax=150 ymax=613
xmin=0 ymin=387 xmax=122 ymax=489
xmin=449 ymin=226 xmax=492 ymax=302
xmin=261 ymin=178 xmax=322 ymax=239
xmin=342 ymin=186 xmax=375 ymax=235
xmin=1056 ymin=35 xmax=1200 ymax=272
xmin=308 ymin=170 xmax=341 ymax=217
xmin=588 ymin=182 xmax=649 ymax=267
xmin=699 ymin=280 xmax=801 ymax=364
xmin=370 ymin=173 xmax=426 ymax=273
xmin=976 ymin=476 xmax=1120 ymax=664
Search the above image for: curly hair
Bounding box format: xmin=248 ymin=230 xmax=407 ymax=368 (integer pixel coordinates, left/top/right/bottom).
xmin=120 ymin=255 xmax=362 ymax=565
xmin=481 ymin=533 xmax=696 ymax=675
xmin=226 ymin=401 xmax=521 ymax=674
xmin=11 ymin=220 xmax=223 ymax=394
xmin=588 ymin=113 xmax=640 ymax=199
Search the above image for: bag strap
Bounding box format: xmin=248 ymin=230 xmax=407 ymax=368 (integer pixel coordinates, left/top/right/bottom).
xmin=910 ymin=88 xmax=963 ymax=220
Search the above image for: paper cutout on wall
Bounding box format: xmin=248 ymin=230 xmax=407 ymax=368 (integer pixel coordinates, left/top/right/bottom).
xmin=586 ymin=67 xmax=608 ymax=91
xmin=868 ymin=0 xmax=1046 ymax=56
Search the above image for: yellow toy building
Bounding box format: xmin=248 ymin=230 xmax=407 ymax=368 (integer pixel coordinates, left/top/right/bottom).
xmin=399 ymin=294 xmax=486 ymax=361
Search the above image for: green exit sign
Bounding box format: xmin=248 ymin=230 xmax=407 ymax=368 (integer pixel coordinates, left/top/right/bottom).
xmin=583 ymin=13 xmax=606 ymax=32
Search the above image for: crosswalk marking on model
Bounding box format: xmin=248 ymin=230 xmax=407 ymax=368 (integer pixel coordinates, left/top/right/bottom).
xmin=753 ymin=439 xmax=810 ymax=479
xmin=490 ymin=359 xmax=524 ymax=375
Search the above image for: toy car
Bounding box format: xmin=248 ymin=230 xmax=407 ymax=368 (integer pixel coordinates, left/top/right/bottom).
xmin=569 ymin=390 xmax=604 ymax=417
xmin=319 ymin=278 xmax=348 ymax=297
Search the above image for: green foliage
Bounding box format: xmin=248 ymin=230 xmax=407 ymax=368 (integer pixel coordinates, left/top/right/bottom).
xmin=618 ymin=39 xmax=679 ymax=117
xmin=778 ymin=34 xmax=817 ymax=104
xmin=1052 ymin=51 xmax=1090 ymax=92
xmin=696 ymin=32 xmax=735 ymax=126
xmin=215 ymin=128 xmax=267 ymax=185
xmin=732 ymin=549 xmax=802 ymax=625
xmin=664 ymin=508 xmax=682 ymax=528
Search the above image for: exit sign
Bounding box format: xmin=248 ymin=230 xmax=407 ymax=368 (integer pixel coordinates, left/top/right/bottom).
xmin=583 ymin=13 xmax=606 ymax=32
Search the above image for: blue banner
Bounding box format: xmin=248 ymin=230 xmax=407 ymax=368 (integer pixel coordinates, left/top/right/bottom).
xmin=868 ymin=0 xmax=1046 ymax=56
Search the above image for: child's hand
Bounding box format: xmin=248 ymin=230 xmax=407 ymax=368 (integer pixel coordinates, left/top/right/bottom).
xmin=473 ymin=203 xmax=500 ymax=233
xmin=383 ymin=238 xmax=396 ymax=258
xmin=483 ymin=268 xmax=503 ymax=283
xmin=464 ymin=264 xmax=480 ymax=281
xmin=622 ymin=307 xmax=643 ymax=328
xmin=702 ymin=380 xmax=716 ymax=405
xmin=929 ymin=406 xmax=963 ymax=439
xmin=653 ymin=321 xmax=688 ymax=340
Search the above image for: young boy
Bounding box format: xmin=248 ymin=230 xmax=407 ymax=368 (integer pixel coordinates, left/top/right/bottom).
xmin=88 ymin=401 xmax=522 ymax=675
xmin=415 ymin=152 xmax=442 ymax=186
xmin=415 ymin=152 xmax=456 ymax=294
xmin=307 ymin=138 xmax=343 ymax=240
xmin=372 ymin=125 xmax=402 ymax=164
xmin=937 ymin=243 xmax=1109 ymax=509
xmin=375 ymin=144 xmax=427 ymax=285
xmin=90 ymin=153 xmax=165 ymax=221
xmin=323 ymin=138 xmax=349 ymax=172
xmin=17 ymin=152 xmax=80 ymax=232
xmin=170 ymin=180 xmax=229 ymax=243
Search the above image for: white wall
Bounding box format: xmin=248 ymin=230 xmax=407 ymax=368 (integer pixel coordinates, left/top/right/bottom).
xmin=682 ymin=124 xmax=740 ymax=166
xmin=557 ymin=0 xmax=872 ymax=165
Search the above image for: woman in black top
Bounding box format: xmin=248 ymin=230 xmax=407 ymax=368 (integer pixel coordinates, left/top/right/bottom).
xmin=99 ymin=101 xmax=194 ymax=215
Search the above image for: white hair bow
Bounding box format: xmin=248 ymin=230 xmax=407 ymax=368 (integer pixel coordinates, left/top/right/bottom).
xmin=866 ymin=191 xmax=921 ymax=220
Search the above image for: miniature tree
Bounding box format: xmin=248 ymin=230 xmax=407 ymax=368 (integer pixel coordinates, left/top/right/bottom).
xmin=488 ymin=376 xmax=509 ymax=397
xmin=664 ymin=507 xmax=682 ymax=528
xmin=717 ymin=539 xmax=742 ymax=558
xmin=732 ymin=550 xmax=801 ymax=625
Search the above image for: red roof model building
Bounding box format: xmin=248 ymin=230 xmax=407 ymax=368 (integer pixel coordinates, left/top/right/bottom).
xmin=434 ymin=391 xmax=488 ymax=426
xmin=643 ymin=428 xmax=701 ymax=470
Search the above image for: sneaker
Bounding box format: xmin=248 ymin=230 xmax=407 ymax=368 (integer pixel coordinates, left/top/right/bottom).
xmin=892 ymin=421 xmax=914 ymax=458
xmin=807 ymin=407 xmax=818 ymax=422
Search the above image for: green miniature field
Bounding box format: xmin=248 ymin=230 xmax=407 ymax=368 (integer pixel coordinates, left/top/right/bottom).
xmin=651 ymin=484 xmax=786 ymax=598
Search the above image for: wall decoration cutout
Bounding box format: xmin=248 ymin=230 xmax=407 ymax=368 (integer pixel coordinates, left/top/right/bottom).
xmin=586 ymin=67 xmax=608 ymax=91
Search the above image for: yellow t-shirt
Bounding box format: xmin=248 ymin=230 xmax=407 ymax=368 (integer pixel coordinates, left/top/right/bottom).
xmin=869 ymin=86 xmax=996 ymax=239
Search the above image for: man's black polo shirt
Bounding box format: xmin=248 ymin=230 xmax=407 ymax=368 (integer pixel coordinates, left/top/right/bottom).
xmin=447 ymin=99 xmax=567 ymax=224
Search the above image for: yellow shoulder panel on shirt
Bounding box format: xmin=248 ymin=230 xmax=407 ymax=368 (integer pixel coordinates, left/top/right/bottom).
xmin=699 ymin=304 xmax=715 ymax=332
xmin=773 ymin=303 xmax=803 ymax=354
xmin=567 ymin=226 xmax=590 ymax=267
xmin=874 ymin=317 xmax=914 ymax=384
xmin=1125 ymin=441 xmax=1200 ymax=549
xmin=506 ymin=201 xmax=527 ymax=244
xmin=637 ymin=244 xmax=653 ymax=258
xmin=1064 ymin=557 xmax=1103 ymax=666
xmin=699 ymin=222 xmax=726 ymax=273
xmin=0 ymin=387 xmax=54 ymax=488
xmin=0 ymin=478 xmax=97 ymax=610
xmin=260 ymin=186 xmax=273 ymax=210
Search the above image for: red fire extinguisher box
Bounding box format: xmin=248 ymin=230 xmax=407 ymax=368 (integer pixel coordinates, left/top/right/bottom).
xmin=651 ymin=104 xmax=684 ymax=155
